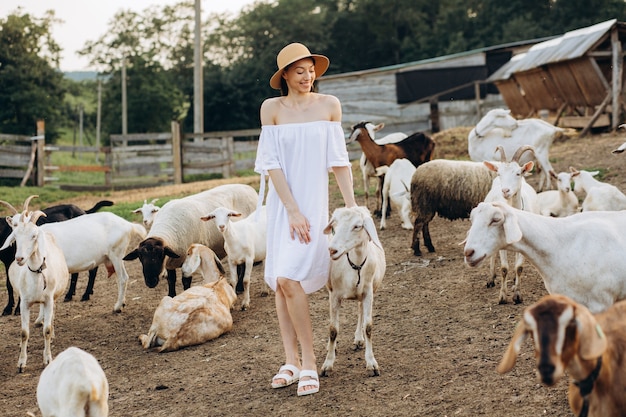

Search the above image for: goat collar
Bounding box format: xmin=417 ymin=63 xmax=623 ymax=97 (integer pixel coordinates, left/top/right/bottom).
xmin=573 ymin=356 xmax=602 ymax=417
xmin=346 ymin=252 xmax=366 ymax=287
xmin=28 ymin=257 xmax=47 ymax=274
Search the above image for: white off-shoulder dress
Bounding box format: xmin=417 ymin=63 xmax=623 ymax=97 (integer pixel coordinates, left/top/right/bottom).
xmin=254 ymin=121 xmax=351 ymax=294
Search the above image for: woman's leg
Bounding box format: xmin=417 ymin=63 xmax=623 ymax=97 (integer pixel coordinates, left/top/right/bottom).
xmin=272 ymin=283 xmax=300 ymax=386
xmin=276 ymin=277 xmax=317 ymax=394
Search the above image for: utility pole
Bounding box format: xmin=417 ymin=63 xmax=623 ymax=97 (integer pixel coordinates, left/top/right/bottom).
xmin=193 ymin=0 xmax=203 ymax=141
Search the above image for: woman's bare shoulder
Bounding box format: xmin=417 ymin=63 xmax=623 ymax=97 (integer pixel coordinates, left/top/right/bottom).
xmin=260 ymin=97 xmax=281 ymax=125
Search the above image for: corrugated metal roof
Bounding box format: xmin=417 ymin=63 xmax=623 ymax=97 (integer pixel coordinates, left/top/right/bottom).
xmin=488 ymin=19 xmax=617 ymax=81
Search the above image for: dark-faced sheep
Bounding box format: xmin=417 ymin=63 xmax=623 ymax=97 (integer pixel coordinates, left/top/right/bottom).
xmin=410 ymin=159 xmax=496 ymax=256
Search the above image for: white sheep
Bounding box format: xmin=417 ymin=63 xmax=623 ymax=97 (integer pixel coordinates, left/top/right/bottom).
xmin=37 ymin=346 xmax=109 ymax=417
xmin=463 ymin=201 xmax=626 ymax=313
xmin=0 ymin=197 xmax=69 ymax=372
xmin=482 ymin=145 xmax=539 ymax=304
xmin=536 ymin=171 xmax=579 ymax=217
xmin=39 ymin=212 xmax=147 ymax=313
xmin=468 ymin=108 xmax=562 ymax=191
xmin=375 ymin=158 xmax=416 ymax=230
xmin=357 ymin=122 xmax=408 ymax=211
xmin=124 ymin=183 xmax=258 ymax=297
xmin=132 ymin=198 xmax=160 ymax=229
xmin=497 ymin=294 xmax=626 ymax=417
xmin=139 ymin=276 xmax=237 ymax=352
xmin=570 ymin=167 xmax=626 ymax=211
xmin=321 ymin=206 xmax=385 ymax=377
xmin=410 ymin=159 xmax=496 ymax=256
xmin=200 ymin=205 xmax=268 ymax=310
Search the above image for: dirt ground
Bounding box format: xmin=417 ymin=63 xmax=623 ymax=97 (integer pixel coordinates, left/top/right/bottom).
xmin=1 ymin=127 xmax=625 ymax=417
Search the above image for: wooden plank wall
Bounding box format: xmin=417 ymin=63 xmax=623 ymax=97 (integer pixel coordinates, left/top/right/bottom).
xmin=0 ymin=134 xmax=34 ymax=182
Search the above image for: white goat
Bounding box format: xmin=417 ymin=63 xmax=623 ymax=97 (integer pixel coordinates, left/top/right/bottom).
xmin=132 ymin=198 xmax=160 ymax=229
xmin=181 ymin=243 xmax=226 ymax=284
xmin=321 ymin=206 xmax=385 ymax=377
xmin=375 ymin=158 xmax=416 ymax=230
xmin=139 ymin=276 xmax=237 ymax=352
xmin=536 ymin=171 xmax=579 ymax=217
xmin=37 ymin=346 xmax=109 ymax=417
xmin=463 ymin=201 xmax=626 ymax=313
xmin=358 ymin=122 xmax=408 ymax=210
xmin=39 ymin=212 xmax=147 ymax=313
xmin=468 ymin=108 xmax=562 ymax=191
xmin=497 ymin=294 xmax=626 ymax=417
xmin=570 ymin=167 xmax=626 ymax=211
xmin=482 ymin=145 xmax=539 ymax=304
xmin=0 ymin=197 xmax=69 ymax=372
xmin=201 ymin=205 xmax=267 ymax=310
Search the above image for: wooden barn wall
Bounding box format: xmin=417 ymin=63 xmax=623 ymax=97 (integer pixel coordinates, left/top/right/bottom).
xmin=547 ymin=62 xmax=590 ymax=107
xmin=513 ymin=68 xmax=564 ymax=111
xmin=319 ymin=67 xmax=506 ymax=135
xmin=568 ymin=58 xmax=610 ymax=105
xmin=495 ymin=80 xmax=532 ymax=117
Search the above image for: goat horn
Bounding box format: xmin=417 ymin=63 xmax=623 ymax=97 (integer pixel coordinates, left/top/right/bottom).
xmin=494 ymin=146 xmax=507 ymax=162
xmin=512 ymin=145 xmax=535 ymax=163
xmin=150 ymin=198 xmax=159 ymax=204
xmin=0 ymin=200 xmax=18 ymax=215
xmin=22 ymin=195 xmax=39 ymax=216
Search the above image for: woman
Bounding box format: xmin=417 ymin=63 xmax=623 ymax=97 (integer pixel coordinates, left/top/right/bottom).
xmin=254 ymin=42 xmax=356 ymax=396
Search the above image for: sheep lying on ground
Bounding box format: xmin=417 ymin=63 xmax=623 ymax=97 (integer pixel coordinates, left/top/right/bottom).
xmin=37 ymin=346 xmax=109 ymax=417
xmin=201 ymin=205 xmax=268 ymax=310
xmin=497 ymin=294 xmax=626 ymax=417
xmin=321 ymin=206 xmax=385 ymax=377
xmin=375 ymin=158 xmax=416 ymax=230
xmin=181 ymin=243 xmax=226 ymax=283
xmin=0 ymin=196 xmax=70 ymax=372
xmin=570 ymin=167 xmax=626 ymax=211
xmin=139 ymin=275 xmax=237 ymax=352
xmin=124 ymin=184 xmax=258 ymax=297
xmin=463 ymin=201 xmax=626 ymax=314
xmin=536 ymin=171 xmax=579 ymax=217
xmin=410 ymin=159 xmax=496 ymax=256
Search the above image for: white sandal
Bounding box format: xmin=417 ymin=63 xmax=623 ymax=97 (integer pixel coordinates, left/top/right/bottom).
xmin=271 ymin=364 xmax=300 ymax=389
xmin=297 ymin=369 xmax=319 ymax=396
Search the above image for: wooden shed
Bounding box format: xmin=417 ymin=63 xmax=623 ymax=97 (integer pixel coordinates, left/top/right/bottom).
xmin=488 ymin=19 xmax=626 ymax=134
xmin=318 ymin=39 xmax=545 ymax=134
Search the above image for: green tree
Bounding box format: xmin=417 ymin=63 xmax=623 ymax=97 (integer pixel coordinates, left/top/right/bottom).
xmin=0 ymin=10 xmax=66 ymax=141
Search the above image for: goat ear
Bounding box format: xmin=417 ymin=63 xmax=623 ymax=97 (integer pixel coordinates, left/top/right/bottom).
xmin=575 ymin=304 xmax=607 ymax=360
xmin=497 ymin=321 xmax=528 ymax=374
xmin=132 ymin=208 xmax=142 ymax=214
xmin=373 ymin=123 xmax=384 ymax=132
xmin=323 ymin=217 xmax=335 ymax=235
xmin=228 ymin=211 xmax=242 ymax=218
xmin=483 ymin=161 xmax=498 ymax=173
xmin=501 ymin=207 xmax=523 ymax=245
xmin=363 ymin=215 xmax=383 ymax=249
xmin=522 ymin=161 xmax=534 ymax=175
xmin=200 ymin=214 xmax=215 ymax=222
xmin=164 ymin=247 xmax=180 ymax=259
xmin=0 ymin=230 xmax=15 ymax=251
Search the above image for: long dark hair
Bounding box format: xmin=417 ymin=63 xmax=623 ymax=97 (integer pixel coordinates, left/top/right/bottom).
xmin=279 ymin=57 xmax=318 ymax=96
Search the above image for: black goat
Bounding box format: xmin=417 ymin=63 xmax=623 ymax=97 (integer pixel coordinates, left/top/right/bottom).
xmin=0 ymin=199 xmax=114 ymax=315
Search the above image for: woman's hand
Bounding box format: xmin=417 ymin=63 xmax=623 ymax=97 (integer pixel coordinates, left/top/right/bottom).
xmin=288 ymin=209 xmax=311 ymax=244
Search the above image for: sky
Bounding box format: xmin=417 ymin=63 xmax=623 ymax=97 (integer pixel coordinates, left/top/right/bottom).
xmin=0 ymin=0 xmax=257 ymax=72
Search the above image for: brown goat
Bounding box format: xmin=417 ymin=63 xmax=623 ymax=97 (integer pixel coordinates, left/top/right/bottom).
xmin=498 ymin=294 xmax=626 ymax=417
xmin=348 ymin=121 xmax=435 ymax=216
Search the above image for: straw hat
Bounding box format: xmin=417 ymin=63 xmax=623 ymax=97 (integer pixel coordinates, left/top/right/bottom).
xmin=269 ymin=43 xmax=330 ymax=90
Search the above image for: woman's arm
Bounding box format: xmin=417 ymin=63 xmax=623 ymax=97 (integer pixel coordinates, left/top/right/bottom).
xmin=268 ymin=169 xmax=311 ymax=244
xmin=332 ymin=166 xmax=357 ymax=208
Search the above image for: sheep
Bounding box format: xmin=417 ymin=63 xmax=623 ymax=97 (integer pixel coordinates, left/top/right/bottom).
xmin=139 ymin=275 xmax=237 ymax=352
xmin=348 ymin=121 xmax=435 ymax=216
xmin=536 ymin=171 xmax=579 ymax=217
xmin=200 ymin=205 xmax=268 ymax=310
xmin=497 ymin=294 xmax=626 ymax=417
xmin=482 ymin=145 xmax=539 ymax=304
xmin=37 ymin=346 xmax=109 ymax=417
xmin=410 ymin=159 xmax=497 ymax=256
xmin=468 ymin=108 xmax=562 ymax=191
xmin=0 ymin=199 xmax=113 ymax=316
xmin=38 ymin=212 xmax=147 ymax=313
xmin=0 ymin=197 xmax=70 ymax=372
xmin=124 ymin=184 xmax=258 ymax=297
xmin=374 ymin=158 xmax=416 ymax=230
xmin=132 ymin=198 xmax=160 ymax=229
xmin=321 ymin=206 xmax=385 ymax=377
xmin=570 ymin=167 xmax=626 ymax=211
xmin=356 ymin=122 xmax=408 ymax=211
xmin=463 ymin=201 xmax=626 ymax=314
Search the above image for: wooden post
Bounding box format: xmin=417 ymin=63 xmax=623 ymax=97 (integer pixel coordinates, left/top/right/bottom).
xmin=429 ymin=98 xmax=440 ymax=133
xmin=474 ymin=81 xmax=482 ymax=120
xmin=611 ymin=27 xmax=622 ymax=130
xmin=172 ymin=121 xmax=182 ymax=184
xmin=36 ymin=120 xmax=45 ymax=186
